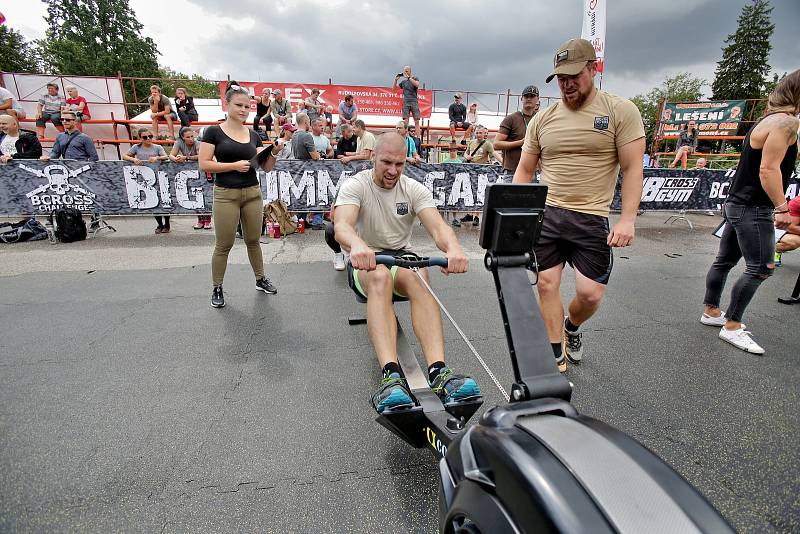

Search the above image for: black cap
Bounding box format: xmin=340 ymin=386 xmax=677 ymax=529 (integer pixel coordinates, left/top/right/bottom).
xmin=522 ymin=85 xmax=539 ymax=97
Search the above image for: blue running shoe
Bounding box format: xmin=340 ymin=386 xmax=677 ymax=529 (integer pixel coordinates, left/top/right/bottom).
xmin=371 ymin=373 xmax=415 ymax=413
xmin=430 ymin=367 xmax=481 ymax=404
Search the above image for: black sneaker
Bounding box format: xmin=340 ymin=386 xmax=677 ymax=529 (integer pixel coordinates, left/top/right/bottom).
xmin=472 ymin=216 xmax=480 ymax=227
xmin=255 ymin=277 xmax=278 ymax=294
xmin=459 ymin=214 xmax=474 ymax=222
xmin=451 ymin=218 xmax=462 ymax=227
xmin=211 ymin=286 xmax=225 ymax=308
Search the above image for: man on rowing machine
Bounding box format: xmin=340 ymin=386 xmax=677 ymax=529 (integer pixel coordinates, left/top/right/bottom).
xmin=334 ymin=132 xmax=481 ymax=413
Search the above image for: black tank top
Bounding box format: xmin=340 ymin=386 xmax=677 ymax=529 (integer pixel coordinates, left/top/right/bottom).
xmin=727 ymin=114 xmax=798 ymax=208
xmin=256 ymin=98 xmax=270 ymax=116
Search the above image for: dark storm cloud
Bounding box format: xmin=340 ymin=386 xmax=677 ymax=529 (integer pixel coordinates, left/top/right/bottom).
xmin=187 ymin=0 xmax=799 ymax=99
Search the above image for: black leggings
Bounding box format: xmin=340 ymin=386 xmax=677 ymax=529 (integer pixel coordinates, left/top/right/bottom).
xmin=704 ymin=203 xmax=775 ymax=322
xmin=324 ymin=223 xmax=341 ymax=253
xmin=253 ymin=114 xmax=273 ymax=132
xmin=155 ymin=216 xmax=170 ymax=228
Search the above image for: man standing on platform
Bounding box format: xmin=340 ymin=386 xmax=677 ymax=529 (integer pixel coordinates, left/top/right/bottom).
xmin=494 ymin=85 xmax=540 ymax=175
xmin=393 ymin=66 xmax=421 ymax=133
xmin=513 ymin=38 xmax=645 ymax=372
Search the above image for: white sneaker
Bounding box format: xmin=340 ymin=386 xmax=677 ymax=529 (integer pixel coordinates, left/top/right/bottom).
xmin=700 ymin=311 xmax=727 ymax=326
xmin=718 ymin=326 xmax=765 ymax=355
xmin=333 ymin=252 xmax=346 ymax=271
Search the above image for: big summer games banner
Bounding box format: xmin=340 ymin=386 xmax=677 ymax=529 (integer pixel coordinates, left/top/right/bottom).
xmin=659 ymin=100 xmax=747 ymax=137
xmin=0 ymin=160 xmax=797 ymax=216
xmin=219 ymin=81 xmax=434 ymax=118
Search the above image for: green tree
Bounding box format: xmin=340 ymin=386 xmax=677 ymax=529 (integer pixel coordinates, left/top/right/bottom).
xmin=37 ymin=0 xmax=163 ymax=116
xmin=631 ymin=72 xmax=706 ymax=150
xmin=37 ymin=0 xmax=160 ymax=78
xmin=0 ymin=25 xmax=40 ymax=72
xmin=711 ymin=0 xmax=774 ymax=100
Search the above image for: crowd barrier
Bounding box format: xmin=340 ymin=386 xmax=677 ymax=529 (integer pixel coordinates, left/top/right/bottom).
xmin=0 ymin=160 xmax=797 ymax=216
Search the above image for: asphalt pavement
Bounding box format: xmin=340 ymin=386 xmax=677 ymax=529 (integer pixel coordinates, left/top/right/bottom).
xmin=0 ymin=213 xmax=798 ymax=533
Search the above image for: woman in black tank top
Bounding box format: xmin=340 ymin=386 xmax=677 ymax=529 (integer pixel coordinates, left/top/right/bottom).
xmin=253 ymin=88 xmax=273 ymax=134
xmin=701 ymin=69 xmax=800 ymax=355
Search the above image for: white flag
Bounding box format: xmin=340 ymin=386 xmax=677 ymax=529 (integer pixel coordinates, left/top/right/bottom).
xmin=581 ymin=0 xmax=606 ymax=73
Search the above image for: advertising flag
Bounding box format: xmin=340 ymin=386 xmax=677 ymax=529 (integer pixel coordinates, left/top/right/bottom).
xmin=581 ymin=0 xmax=606 ymax=72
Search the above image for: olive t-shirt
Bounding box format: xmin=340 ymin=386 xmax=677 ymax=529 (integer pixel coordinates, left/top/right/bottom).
xmin=201 ymin=125 xmax=263 ymax=188
xmin=334 ymin=169 xmax=436 ymax=251
xmin=466 ymin=139 xmax=496 ymax=164
xmin=522 ymin=90 xmax=644 ymax=217
xmin=498 ymin=111 xmax=535 ymax=172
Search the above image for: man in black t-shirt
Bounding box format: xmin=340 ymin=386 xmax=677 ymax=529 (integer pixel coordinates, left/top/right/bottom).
xmin=335 ymin=124 xmax=358 ymax=159
xmin=448 ymin=93 xmax=473 ymax=144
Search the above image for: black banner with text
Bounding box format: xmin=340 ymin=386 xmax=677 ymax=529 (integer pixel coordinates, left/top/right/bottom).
xmin=0 ymin=160 xmax=797 ymax=216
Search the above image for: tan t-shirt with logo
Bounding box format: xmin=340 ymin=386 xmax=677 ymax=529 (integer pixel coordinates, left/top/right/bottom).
xmin=335 ymin=169 xmax=436 ymax=251
xmin=522 ymin=90 xmax=644 ymax=217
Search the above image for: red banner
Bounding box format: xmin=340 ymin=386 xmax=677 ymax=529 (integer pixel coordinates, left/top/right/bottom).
xmin=219 ymin=81 xmax=432 ymax=118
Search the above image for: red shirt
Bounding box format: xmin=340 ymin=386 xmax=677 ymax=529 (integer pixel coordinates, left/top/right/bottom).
xmin=66 ymin=96 xmax=91 ymax=119
xmin=789 ymin=196 xmax=800 ymax=217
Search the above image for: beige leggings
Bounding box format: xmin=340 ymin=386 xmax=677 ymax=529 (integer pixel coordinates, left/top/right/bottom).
xmin=211 ymin=185 xmax=264 ymax=286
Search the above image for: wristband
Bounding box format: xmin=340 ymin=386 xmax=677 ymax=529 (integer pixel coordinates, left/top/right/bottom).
xmin=774 ymin=201 xmax=788 ymax=210
xmin=774 ymin=210 xmax=789 ymax=214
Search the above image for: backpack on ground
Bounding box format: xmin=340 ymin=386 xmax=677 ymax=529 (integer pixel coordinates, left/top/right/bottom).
xmin=263 ymin=199 xmax=297 ymax=236
xmin=50 ymin=208 xmax=87 ymax=243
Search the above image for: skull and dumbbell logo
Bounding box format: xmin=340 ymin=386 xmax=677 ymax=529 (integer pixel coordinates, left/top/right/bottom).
xmin=20 ymin=163 xmax=95 ymax=199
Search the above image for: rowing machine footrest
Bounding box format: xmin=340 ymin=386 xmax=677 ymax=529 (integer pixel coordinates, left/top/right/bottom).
xmin=376 ymin=405 xmax=427 ymax=448
xmin=444 ymin=396 xmax=484 ymax=423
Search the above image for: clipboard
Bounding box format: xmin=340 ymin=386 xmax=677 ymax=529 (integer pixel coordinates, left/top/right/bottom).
xmin=250 ymin=146 xmax=275 ymax=171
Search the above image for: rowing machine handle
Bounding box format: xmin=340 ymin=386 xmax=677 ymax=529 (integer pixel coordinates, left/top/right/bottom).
xmin=375 ymin=255 xmax=448 ymax=269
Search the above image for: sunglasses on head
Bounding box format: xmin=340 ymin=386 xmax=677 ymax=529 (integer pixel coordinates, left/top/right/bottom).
xmin=141 ymin=135 xmax=153 ymax=139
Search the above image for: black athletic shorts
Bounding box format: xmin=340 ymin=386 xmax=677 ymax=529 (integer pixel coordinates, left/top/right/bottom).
xmin=534 ymin=205 xmax=613 ymax=285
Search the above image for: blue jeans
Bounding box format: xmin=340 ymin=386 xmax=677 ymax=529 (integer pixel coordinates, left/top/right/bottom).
xmin=704 ymin=203 xmax=775 ymax=322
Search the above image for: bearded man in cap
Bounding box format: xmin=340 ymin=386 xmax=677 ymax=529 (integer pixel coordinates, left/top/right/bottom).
xmin=513 ymin=38 xmax=645 ymax=373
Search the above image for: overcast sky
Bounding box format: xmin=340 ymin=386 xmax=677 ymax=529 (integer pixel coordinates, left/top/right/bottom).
xmin=2 ymin=0 xmax=798 ymax=103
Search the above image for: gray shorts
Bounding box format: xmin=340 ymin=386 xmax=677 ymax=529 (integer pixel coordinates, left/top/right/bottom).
xmin=402 ymin=101 xmax=421 ymax=120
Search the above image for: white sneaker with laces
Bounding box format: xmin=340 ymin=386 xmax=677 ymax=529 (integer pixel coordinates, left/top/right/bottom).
xmin=700 ymin=311 xmax=727 ymax=326
xmin=333 ymin=252 xmax=346 ymax=271
xmin=718 ymin=326 xmax=765 ymax=355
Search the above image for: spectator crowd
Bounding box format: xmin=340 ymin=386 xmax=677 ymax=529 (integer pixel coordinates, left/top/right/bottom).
xmin=1 ymin=67 xmax=797 ymax=268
